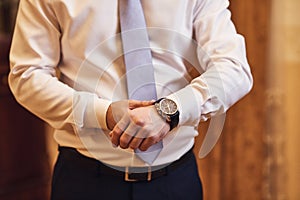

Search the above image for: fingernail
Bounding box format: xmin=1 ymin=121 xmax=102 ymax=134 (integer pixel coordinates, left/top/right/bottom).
xmin=112 ymin=144 xmax=118 ymax=148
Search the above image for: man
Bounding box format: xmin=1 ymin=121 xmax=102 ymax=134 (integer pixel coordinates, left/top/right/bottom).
xmin=9 ymin=0 xmax=253 ymax=199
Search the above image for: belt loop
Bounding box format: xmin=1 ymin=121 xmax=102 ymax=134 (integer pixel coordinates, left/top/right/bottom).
xmin=147 ymin=166 xmax=152 ymax=181
xmin=125 ymin=167 xmax=136 ymax=182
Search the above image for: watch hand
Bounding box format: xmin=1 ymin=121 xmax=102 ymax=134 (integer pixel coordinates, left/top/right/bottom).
xmin=167 ymin=104 xmax=171 ymax=113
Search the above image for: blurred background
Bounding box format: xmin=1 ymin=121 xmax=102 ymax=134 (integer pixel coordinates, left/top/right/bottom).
xmin=0 ymin=0 xmax=299 ymax=199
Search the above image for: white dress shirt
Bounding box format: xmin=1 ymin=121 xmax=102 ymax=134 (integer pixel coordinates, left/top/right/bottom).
xmin=9 ymin=0 xmax=253 ymax=166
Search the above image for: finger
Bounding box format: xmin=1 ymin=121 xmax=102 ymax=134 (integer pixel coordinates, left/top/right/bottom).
xmin=119 ymin=122 xmax=140 ymax=149
xmin=133 ymin=127 xmax=155 ymax=151
xmin=138 ymin=136 xmax=157 ymax=151
xmin=110 ymin=115 xmax=130 ymax=147
xmin=128 ymin=137 xmax=144 ymax=150
xmin=137 ymin=125 xmax=169 ymax=151
xmin=128 ymin=100 xmax=155 ymax=109
xmin=109 ymin=126 xmax=123 ymax=147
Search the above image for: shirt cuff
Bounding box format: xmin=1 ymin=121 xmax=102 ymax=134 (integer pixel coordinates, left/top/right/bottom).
xmin=81 ymin=93 xmax=111 ymax=130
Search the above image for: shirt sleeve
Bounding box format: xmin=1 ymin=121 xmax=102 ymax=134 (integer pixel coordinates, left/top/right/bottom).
xmin=8 ymin=0 xmax=111 ymax=132
xmin=168 ymin=0 xmax=253 ymax=127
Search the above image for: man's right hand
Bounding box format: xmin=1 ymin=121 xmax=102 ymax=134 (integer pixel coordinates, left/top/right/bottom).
xmin=106 ymin=100 xmax=155 ymax=130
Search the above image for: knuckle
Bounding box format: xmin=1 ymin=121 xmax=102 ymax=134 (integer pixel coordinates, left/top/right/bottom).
xmin=111 ymin=129 xmax=122 ymax=137
xmin=142 ymin=126 xmax=150 ymax=133
xmin=129 ymin=113 xmax=145 ymax=127
xmin=119 ymin=138 xmax=126 ymax=145
xmin=119 ymin=137 xmax=129 ymax=147
xmin=129 ymin=143 xmax=138 ymax=150
xmin=135 ymin=119 xmax=145 ymax=127
xmin=147 ymin=137 xmax=156 ymax=144
xmin=139 ymin=146 xmax=148 ymax=151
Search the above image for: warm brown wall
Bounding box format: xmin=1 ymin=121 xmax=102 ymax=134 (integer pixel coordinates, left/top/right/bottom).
xmin=268 ymin=0 xmax=300 ymax=199
xmin=1 ymin=2 xmax=52 ymax=199
xmin=0 ymin=35 xmax=51 ymax=200
xmin=196 ymin=0 xmax=300 ymax=199
xmin=195 ymin=0 xmax=272 ymax=199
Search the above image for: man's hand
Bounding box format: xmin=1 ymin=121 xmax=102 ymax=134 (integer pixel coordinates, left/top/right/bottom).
xmin=109 ymin=105 xmax=170 ymax=151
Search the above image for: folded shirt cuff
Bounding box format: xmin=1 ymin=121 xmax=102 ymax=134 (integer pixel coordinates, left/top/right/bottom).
xmin=78 ymin=92 xmax=111 ymax=130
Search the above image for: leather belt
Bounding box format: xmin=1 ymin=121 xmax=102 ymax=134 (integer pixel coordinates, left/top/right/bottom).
xmin=98 ymin=148 xmax=194 ymax=182
xmin=58 ymin=146 xmax=194 ymax=182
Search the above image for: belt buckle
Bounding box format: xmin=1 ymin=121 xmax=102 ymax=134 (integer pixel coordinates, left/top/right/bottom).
xmin=124 ymin=166 xmax=152 ymax=182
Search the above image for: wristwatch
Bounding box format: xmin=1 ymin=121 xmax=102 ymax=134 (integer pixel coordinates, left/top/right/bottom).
xmin=155 ymin=98 xmax=179 ymax=131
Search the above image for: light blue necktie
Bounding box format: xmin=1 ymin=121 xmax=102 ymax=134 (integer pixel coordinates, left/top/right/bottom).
xmin=119 ymin=0 xmax=163 ymax=164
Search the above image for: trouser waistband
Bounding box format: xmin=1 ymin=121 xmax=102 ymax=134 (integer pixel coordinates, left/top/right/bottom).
xmin=58 ymin=146 xmax=194 ymax=182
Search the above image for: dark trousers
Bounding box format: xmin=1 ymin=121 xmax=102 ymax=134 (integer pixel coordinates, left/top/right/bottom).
xmin=51 ymin=147 xmax=203 ymax=200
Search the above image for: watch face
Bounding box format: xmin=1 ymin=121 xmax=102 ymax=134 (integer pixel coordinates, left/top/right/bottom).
xmin=160 ymin=99 xmax=177 ymax=115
